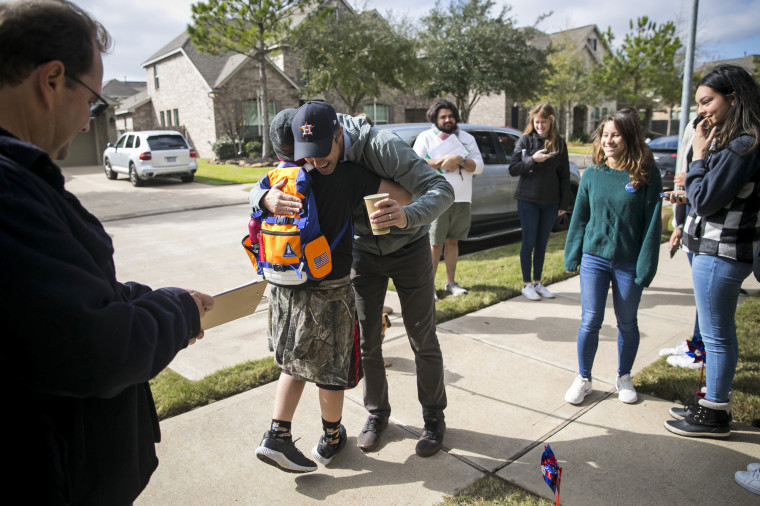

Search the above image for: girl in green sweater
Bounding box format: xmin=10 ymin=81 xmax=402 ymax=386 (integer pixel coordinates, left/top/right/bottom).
xmin=563 ymin=111 xmax=662 ymax=405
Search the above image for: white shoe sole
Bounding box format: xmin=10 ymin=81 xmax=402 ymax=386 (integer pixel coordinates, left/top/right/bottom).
xmin=564 ymin=386 xmax=592 ymax=404
xmin=255 ymin=446 xmax=317 ymax=473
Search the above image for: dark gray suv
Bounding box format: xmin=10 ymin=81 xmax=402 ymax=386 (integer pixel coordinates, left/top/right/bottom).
xmin=375 ymin=123 xmax=580 ymax=240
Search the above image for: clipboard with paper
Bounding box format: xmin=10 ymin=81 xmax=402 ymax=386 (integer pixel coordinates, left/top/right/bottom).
xmin=200 ymin=280 xmax=268 ymax=330
xmin=425 ymin=134 xmax=470 ymax=161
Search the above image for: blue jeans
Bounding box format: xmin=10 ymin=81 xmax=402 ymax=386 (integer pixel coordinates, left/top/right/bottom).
xmin=576 ymin=254 xmax=643 ymax=379
xmin=518 ymin=200 xmax=558 ymax=283
xmin=686 ymin=253 xmax=702 ymax=343
xmin=691 ymin=254 xmax=752 ymax=403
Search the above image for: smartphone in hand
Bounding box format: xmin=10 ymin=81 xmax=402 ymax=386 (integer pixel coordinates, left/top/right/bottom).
xmin=548 ymin=151 xmax=560 ymax=156
xmin=661 ymin=192 xmax=689 ymax=203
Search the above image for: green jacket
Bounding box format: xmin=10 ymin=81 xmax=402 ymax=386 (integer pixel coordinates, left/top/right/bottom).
xmin=338 ymin=114 xmax=454 ymax=255
xmin=564 ymin=164 xmax=662 ymax=287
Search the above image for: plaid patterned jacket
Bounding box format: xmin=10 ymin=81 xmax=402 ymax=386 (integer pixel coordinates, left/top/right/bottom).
xmin=683 ymin=135 xmax=760 ymax=262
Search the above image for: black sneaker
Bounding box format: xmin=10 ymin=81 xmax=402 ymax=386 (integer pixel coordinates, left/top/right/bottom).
xmin=311 ymin=424 xmax=347 ymax=465
xmin=254 ymin=430 xmax=317 ymax=473
xmin=415 ymin=418 xmax=446 ymax=457
xmin=664 ymin=399 xmax=731 ymax=438
xmin=357 ymin=414 xmax=388 ymax=452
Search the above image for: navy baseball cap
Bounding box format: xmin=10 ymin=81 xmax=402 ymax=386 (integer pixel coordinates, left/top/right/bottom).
xmin=292 ymin=101 xmax=339 ymax=160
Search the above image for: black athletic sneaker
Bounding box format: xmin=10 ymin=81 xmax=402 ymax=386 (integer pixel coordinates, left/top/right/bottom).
xmin=255 ymin=430 xmax=317 ymax=473
xmin=415 ymin=418 xmax=446 ymax=457
xmin=311 ymin=424 xmax=347 ymax=465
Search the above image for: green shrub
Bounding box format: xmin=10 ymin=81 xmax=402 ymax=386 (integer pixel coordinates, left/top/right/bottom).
xmin=245 ymin=140 xmax=262 ymax=158
xmin=212 ymin=139 xmax=237 ymax=160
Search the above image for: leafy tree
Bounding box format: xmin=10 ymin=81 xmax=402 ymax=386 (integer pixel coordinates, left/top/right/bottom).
xmin=539 ymin=34 xmax=595 ymax=140
xmin=292 ymin=8 xmax=419 ymax=114
xmin=189 ymin=0 xmax=321 ymax=158
xmin=592 ymin=17 xmax=682 ymax=132
xmin=418 ymin=0 xmax=547 ymax=122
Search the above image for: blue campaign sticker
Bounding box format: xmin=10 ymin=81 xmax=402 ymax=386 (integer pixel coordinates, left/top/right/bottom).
xmin=625 ymin=182 xmax=637 ymax=193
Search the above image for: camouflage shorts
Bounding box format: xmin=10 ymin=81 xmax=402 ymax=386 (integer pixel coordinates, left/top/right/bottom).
xmin=268 ymin=275 xmax=360 ymax=387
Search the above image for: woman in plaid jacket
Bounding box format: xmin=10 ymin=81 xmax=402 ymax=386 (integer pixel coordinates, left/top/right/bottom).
xmin=664 ymin=64 xmax=760 ymax=439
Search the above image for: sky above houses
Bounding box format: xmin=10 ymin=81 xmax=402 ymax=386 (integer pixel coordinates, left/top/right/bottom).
xmin=76 ymin=0 xmax=760 ymax=84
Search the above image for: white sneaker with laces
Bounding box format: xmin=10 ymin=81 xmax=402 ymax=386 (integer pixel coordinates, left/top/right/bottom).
xmin=533 ymin=282 xmax=555 ymax=298
xmin=735 ymin=467 xmax=760 ymax=495
xmin=748 ymin=463 xmax=760 ymax=472
xmin=564 ymin=374 xmax=592 ymax=404
xmin=445 ymin=282 xmax=468 ymax=296
xmin=658 ymin=341 xmax=690 ymax=357
xmin=616 ymin=373 xmax=637 ymax=404
xmin=521 ymin=284 xmax=541 ymax=301
xmin=666 ymin=354 xmax=703 ymax=370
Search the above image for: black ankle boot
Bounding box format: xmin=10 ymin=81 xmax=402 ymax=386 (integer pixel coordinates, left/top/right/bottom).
xmin=664 ymin=398 xmax=731 ymax=438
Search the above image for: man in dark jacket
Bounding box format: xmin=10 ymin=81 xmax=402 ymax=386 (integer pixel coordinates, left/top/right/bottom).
xmin=0 ymin=1 xmax=213 ymax=504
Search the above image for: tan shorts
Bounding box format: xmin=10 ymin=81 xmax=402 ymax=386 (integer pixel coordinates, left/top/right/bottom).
xmin=429 ymin=202 xmax=472 ymax=246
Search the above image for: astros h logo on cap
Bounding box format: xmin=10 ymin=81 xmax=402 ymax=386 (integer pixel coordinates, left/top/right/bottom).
xmin=292 ymin=101 xmax=339 ymax=160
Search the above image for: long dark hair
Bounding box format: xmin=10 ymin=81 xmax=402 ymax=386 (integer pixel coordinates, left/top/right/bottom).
xmin=524 ymin=103 xmax=560 ymax=153
xmin=697 ymin=64 xmax=760 ymax=154
xmin=426 ymin=98 xmax=461 ymax=124
xmin=591 ymin=111 xmax=654 ymax=189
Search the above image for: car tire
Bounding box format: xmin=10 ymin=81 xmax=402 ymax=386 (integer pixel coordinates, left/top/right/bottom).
xmin=181 ymin=174 xmax=194 ymax=183
xmin=553 ymin=184 xmax=578 ymax=232
xmin=129 ymin=163 xmax=144 ymax=187
xmin=104 ymin=158 xmax=117 ymax=180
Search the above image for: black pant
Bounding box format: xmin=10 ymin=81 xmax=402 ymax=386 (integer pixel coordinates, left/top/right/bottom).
xmin=351 ymin=235 xmax=447 ymax=420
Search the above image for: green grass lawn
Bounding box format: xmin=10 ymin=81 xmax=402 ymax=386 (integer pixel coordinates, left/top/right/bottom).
xmin=194 ymin=158 xmax=274 ymax=185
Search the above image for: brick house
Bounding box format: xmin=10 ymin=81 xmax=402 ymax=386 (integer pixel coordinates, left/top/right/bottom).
xmin=468 ymin=25 xmax=616 ymax=138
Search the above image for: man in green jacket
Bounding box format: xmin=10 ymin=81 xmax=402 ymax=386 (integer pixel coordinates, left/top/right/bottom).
xmin=249 ymin=101 xmax=454 ymax=457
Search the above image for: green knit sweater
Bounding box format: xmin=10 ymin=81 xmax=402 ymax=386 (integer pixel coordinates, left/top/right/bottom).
xmin=564 ymin=164 xmax=663 ymax=287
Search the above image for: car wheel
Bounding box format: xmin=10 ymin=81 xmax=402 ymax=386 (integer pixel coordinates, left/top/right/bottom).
xmin=180 ymin=174 xmax=194 ymax=183
xmin=129 ymin=163 xmax=144 ymax=187
xmin=104 ymin=158 xmax=117 ymax=180
xmin=553 ymin=184 xmax=578 ymax=232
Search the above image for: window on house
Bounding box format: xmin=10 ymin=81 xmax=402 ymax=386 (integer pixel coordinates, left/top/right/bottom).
xmin=362 ymin=104 xmax=389 ymax=125
xmin=160 ymin=111 xmax=165 ymax=127
xmin=243 ymin=99 xmax=275 ymax=128
xmin=166 ymin=110 xmax=172 ymax=127
xmin=154 ymin=64 xmax=159 ymax=89
xmin=602 ymin=107 xmax=608 ymax=116
xmin=588 ymin=38 xmax=597 ymax=51
xmin=174 ymin=109 xmax=179 ymax=126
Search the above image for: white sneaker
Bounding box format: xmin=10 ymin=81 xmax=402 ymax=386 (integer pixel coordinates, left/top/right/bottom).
xmin=445 ymin=282 xmax=468 ymax=296
xmin=658 ymin=341 xmax=690 ymax=357
xmin=748 ymin=463 xmax=760 ymax=472
xmin=666 ymin=354 xmax=703 ymax=370
xmin=521 ymin=284 xmax=541 ymax=301
xmin=616 ymin=373 xmax=637 ymax=403
xmin=564 ymin=374 xmax=592 ymax=404
xmin=735 ymin=467 xmax=760 ymax=495
xmin=533 ymin=282 xmax=555 ymax=298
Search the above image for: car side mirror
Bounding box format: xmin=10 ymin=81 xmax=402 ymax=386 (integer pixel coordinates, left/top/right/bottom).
xmin=107 ymin=143 xmax=114 ymax=148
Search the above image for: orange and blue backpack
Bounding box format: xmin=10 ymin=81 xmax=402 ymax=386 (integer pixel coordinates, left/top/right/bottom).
xmin=243 ymin=162 xmax=351 ymax=286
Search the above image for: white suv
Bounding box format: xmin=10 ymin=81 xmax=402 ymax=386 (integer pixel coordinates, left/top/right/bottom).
xmin=103 ymin=130 xmax=198 ymax=186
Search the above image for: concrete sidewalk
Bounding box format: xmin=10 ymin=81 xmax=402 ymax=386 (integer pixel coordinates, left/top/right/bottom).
xmin=136 ymin=243 xmax=760 ymax=506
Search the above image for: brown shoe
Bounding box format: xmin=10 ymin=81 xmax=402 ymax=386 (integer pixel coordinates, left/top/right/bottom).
xmin=382 ymin=305 xmax=393 ymax=315
xmin=357 ymin=415 xmax=388 ymax=452
xmin=415 ymin=418 xmax=445 ymax=457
